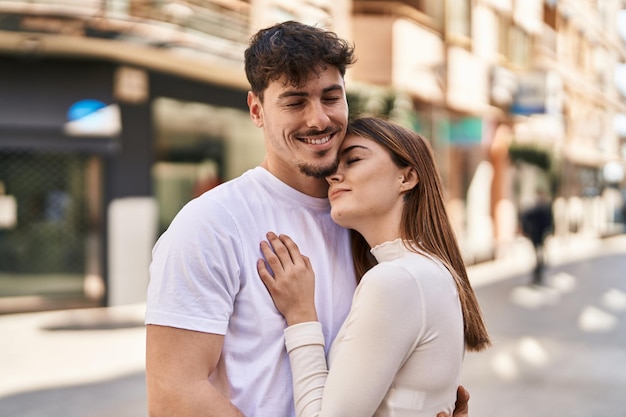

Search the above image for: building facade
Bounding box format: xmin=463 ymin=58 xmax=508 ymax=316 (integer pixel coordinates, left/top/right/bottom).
xmin=0 ymin=0 xmax=260 ymax=312
xmin=348 ymin=0 xmax=626 ymax=261
xmin=0 ymin=0 xmax=624 ymax=313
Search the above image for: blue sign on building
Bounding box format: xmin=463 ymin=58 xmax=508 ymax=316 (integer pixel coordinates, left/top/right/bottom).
xmin=511 ymin=71 xmax=547 ymax=115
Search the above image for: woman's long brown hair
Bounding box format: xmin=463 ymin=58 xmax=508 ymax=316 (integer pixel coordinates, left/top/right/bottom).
xmin=347 ymin=117 xmax=490 ymax=352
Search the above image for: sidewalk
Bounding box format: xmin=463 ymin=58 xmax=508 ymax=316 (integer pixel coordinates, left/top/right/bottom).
xmin=0 ymin=303 xmax=146 ymax=398
xmin=467 ymin=232 xmax=626 ymax=287
xmin=0 ymin=232 xmax=624 ymax=416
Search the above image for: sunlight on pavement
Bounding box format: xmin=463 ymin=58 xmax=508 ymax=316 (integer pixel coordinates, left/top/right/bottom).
xmin=517 ymin=337 xmax=549 ymax=367
xmin=549 ymin=272 xmax=577 ymax=293
xmin=490 ymin=337 xmax=551 ymax=380
xmin=578 ymin=306 xmax=617 ymax=332
xmin=0 ymin=304 xmax=146 ymax=397
xmin=510 ymin=285 xmax=561 ymax=309
xmin=602 ymin=289 xmax=626 ymax=312
xmin=509 ymin=272 xmax=578 ymax=309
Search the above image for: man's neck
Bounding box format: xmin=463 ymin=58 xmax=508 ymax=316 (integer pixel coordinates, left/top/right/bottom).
xmin=260 ymin=162 xmax=329 ymax=198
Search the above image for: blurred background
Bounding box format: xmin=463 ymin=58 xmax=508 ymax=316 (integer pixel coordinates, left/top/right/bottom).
xmin=0 ymin=0 xmax=625 ymax=416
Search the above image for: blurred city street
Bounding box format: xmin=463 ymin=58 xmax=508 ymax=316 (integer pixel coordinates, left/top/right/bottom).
xmin=462 ymin=232 xmax=626 ymax=417
xmin=1 ymin=1 xmax=626 ymax=416
xmin=0 ymin=233 xmax=625 ymax=417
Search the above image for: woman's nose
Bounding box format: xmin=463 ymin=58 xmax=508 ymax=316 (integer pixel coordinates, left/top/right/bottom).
xmin=325 ymin=173 xmax=340 ymax=185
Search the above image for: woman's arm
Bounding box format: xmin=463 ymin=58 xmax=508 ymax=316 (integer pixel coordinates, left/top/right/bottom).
xmin=257 ymin=233 xmax=467 ymax=417
xmin=312 ymin=266 xmax=423 ymax=416
xmin=257 ymin=232 xmax=420 ymax=416
xmin=257 ymin=232 xmax=328 ymax=417
xmin=283 ymin=322 xmax=329 ymax=417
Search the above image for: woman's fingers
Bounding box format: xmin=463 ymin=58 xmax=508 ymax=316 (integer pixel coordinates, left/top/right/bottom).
xmin=267 ymin=232 xmax=299 ymax=264
xmin=277 ymin=234 xmax=305 ymax=264
xmin=259 ymin=239 xmax=282 ymax=274
xmin=258 ymin=232 xmax=311 ymax=285
xmin=263 ymin=232 xmax=306 ymax=269
xmin=257 ymin=257 xmax=273 ymax=286
xmin=256 ymin=232 xmax=317 ymax=324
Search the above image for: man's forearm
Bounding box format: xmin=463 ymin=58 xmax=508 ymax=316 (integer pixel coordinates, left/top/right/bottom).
xmin=147 ymin=379 xmax=245 ymax=417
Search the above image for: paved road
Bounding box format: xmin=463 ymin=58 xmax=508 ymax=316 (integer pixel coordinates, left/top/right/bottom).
xmin=0 ymin=234 xmax=624 ymax=417
xmin=462 ymin=235 xmax=626 ymax=417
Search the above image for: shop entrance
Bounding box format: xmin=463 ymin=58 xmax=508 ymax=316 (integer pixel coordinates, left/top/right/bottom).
xmin=0 ymin=150 xmax=104 ymax=313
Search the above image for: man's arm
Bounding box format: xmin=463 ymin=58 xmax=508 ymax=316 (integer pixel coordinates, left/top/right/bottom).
xmin=146 ymin=324 xmax=245 ymax=417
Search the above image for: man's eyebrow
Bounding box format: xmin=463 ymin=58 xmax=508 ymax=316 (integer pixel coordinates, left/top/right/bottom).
xmin=277 ymin=91 xmax=307 ymax=99
xmin=323 ymin=84 xmax=344 ymax=94
xmin=277 ymin=84 xmax=344 ymax=99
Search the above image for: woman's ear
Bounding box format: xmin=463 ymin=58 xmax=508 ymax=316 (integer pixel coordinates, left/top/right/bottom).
xmin=399 ymin=167 xmax=418 ymax=193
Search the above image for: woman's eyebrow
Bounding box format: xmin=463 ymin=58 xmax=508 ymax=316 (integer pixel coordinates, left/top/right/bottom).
xmin=339 ymin=144 xmax=368 ymax=157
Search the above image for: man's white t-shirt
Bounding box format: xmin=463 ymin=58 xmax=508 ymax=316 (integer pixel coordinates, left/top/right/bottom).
xmin=146 ymin=167 xmax=357 ymax=417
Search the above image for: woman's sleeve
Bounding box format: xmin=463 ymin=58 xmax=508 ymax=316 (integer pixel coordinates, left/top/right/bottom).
xmin=284 ymin=321 xmax=328 ymax=417
xmin=284 ymin=264 xmax=423 ymax=417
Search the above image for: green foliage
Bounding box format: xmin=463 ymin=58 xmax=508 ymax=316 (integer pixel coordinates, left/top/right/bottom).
xmin=508 ymin=143 xmax=552 ymax=171
xmin=346 ymin=90 xmax=396 ymax=119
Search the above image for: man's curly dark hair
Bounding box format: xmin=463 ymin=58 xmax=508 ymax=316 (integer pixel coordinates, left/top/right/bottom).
xmin=244 ymin=21 xmax=356 ymax=101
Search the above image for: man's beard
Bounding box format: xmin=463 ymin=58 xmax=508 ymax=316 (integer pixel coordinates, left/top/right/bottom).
xmin=298 ymin=157 xmax=338 ymax=179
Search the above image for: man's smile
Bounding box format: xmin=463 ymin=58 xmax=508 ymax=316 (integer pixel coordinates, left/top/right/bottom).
xmin=299 ymin=135 xmax=332 ymax=145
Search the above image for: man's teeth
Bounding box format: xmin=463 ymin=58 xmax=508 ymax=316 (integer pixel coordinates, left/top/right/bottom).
xmin=302 ymin=135 xmax=331 ymax=145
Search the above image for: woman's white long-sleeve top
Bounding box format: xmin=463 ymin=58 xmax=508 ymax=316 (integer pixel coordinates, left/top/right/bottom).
xmin=284 ymin=239 xmax=465 ymax=417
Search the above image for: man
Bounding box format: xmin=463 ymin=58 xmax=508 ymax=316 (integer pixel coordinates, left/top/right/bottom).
xmin=145 ymin=20 xmax=468 ymax=417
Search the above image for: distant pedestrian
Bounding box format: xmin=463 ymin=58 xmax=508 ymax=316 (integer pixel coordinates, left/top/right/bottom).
xmin=520 ymin=189 xmax=554 ymax=286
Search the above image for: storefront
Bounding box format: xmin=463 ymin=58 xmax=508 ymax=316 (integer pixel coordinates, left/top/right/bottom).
xmin=0 ymin=55 xmax=258 ymax=313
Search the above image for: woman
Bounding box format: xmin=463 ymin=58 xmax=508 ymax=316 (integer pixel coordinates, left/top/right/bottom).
xmin=257 ymin=117 xmax=490 ymax=417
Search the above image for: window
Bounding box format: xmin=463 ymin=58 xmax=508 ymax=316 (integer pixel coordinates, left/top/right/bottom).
xmin=543 ymin=1 xmax=557 ymax=30
xmin=447 ymin=0 xmax=471 ymax=38
xmin=509 ymin=25 xmax=531 ymax=68
xmin=497 ymin=13 xmax=510 ymax=58
xmin=496 ymin=13 xmax=530 ymax=68
xmin=354 ymin=0 xmax=444 ymax=31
